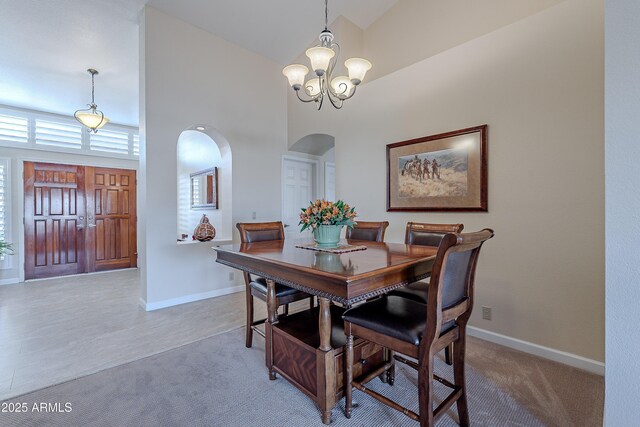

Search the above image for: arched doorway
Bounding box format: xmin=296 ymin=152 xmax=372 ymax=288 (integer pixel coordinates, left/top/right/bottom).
xmin=283 ymin=134 xmax=335 ymax=237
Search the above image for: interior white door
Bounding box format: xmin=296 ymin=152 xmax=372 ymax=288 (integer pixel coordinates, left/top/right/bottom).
xmin=325 ymin=162 xmax=336 ymax=201
xmin=282 ymin=157 xmax=314 ymax=238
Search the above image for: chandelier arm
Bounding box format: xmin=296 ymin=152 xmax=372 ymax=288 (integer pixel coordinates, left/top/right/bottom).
xmin=93 ymin=110 xmax=106 ymax=133
xmin=317 ymin=94 xmax=324 ymax=110
xmin=326 ymin=91 xmax=344 ymax=109
xmin=295 ymin=89 xmax=319 ymax=103
xmin=341 ymin=84 xmax=358 ymax=101
xmin=327 ymin=42 xmax=339 ymax=78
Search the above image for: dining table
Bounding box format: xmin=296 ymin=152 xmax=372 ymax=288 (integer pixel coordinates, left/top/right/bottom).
xmin=214 ymin=238 xmax=438 ymax=424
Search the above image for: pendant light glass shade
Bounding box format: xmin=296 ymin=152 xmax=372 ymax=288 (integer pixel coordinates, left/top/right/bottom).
xmin=282 ymin=64 xmax=309 ymax=90
xmin=330 ymin=76 xmax=354 ymax=98
xmin=345 ymin=58 xmax=372 ymax=85
xmin=306 ymin=46 xmax=335 ymax=76
xmin=305 ymin=78 xmax=321 ymax=96
xmin=74 ymin=110 xmax=109 ymax=130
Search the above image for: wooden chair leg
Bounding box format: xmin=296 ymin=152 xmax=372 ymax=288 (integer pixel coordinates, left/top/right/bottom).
xmin=453 ymin=332 xmax=470 ymax=427
xmin=417 ymin=351 xmax=435 ymax=427
xmin=387 ymin=350 xmax=396 ymax=385
xmin=444 ymin=343 xmax=453 ymax=365
xmin=245 ymin=288 xmax=254 ymax=348
xmin=378 ymin=348 xmax=389 ymax=383
xmin=344 ymin=333 xmax=354 ymax=419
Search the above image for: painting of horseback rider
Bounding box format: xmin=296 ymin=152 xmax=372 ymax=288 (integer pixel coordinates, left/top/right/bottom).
xmin=386 ymin=125 xmax=488 ymax=211
xmin=397 ymin=147 xmax=467 ymax=197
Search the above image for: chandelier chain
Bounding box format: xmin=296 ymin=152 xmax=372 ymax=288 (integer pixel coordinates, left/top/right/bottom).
xmin=324 ymin=0 xmax=328 ymax=30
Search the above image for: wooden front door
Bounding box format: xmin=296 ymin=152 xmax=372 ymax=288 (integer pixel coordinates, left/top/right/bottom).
xmin=24 ymin=162 xmax=87 ymax=279
xmin=85 ymin=167 xmax=137 ymax=272
xmin=24 ymin=162 xmax=136 ymax=280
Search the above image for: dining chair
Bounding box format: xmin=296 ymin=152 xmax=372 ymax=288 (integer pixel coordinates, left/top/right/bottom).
xmin=388 ymin=222 xmax=464 ymax=365
xmin=236 ymin=221 xmax=314 ymax=348
xmin=342 ymin=229 xmax=494 ymax=426
xmin=345 ymin=221 xmax=390 ymax=242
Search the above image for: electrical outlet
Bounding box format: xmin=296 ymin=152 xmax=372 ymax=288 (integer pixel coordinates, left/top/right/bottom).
xmin=251 ymin=212 xmax=257 ymax=220
xmin=482 ymin=306 xmax=492 ymax=320
xmin=228 ymin=272 xmax=234 ymax=281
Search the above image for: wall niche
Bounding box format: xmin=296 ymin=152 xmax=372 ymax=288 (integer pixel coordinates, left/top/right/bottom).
xmin=176 ymin=127 xmax=232 ymax=243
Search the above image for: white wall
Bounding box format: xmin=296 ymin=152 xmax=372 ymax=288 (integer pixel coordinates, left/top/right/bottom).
xmin=139 ymin=7 xmax=289 ymax=309
xmin=604 ymin=0 xmax=640 ymax=422
xmin=363 ymin=0 xmax=566 ymax=81
xmin=288 ymin=0 xmax=604 ymax=364
xmin=0 ymin=147 xmax=138 ymax=284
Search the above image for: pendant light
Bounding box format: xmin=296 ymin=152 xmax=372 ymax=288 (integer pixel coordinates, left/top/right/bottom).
xmin=74 ymin=68 xmax=110 ymax=132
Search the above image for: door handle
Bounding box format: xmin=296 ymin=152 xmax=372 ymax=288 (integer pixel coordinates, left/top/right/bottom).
xmin=88 ymin=224 xmax=97 ymax=228
xmin=76 ymin=225 xmax=84 ymax=230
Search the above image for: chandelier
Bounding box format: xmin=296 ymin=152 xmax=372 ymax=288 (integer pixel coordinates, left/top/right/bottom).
xmin=282 ymin=0 xmax=372 ymax=110
xmin=74 ymin=69 xmax=109 ymax=133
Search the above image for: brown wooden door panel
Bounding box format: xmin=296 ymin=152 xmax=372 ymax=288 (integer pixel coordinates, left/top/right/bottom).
xmin=24 ymin=162 xmax=136 ymax=279
xmin=24 ymin=162 xmax=87 ymax=279
xmin=86 ymin=167 xmax=137 ymax=272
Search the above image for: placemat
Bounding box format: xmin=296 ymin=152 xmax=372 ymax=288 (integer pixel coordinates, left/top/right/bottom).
xmin=295 ymin=243 xmax=368 ymax=254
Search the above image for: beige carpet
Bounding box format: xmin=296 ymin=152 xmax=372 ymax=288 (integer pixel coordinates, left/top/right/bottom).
xmin=465 ymin=336 xmax=603 ymax=426
xmin=0 ymin=328 xmax=602 ymax=427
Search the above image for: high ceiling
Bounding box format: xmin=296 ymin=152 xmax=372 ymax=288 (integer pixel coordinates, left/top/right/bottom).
xmin=0 ymin=0 xmax=397 ymax=127
xmin=149 ymin=0 xmax=398 ymax=64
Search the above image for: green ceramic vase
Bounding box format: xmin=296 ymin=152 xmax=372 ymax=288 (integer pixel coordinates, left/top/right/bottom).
xmin=313 ymin=225 xmax=343 ymax=247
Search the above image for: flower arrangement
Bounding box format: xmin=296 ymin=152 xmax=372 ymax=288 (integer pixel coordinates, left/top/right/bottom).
xmin=299 ymin=199 xmax=357 ymax=232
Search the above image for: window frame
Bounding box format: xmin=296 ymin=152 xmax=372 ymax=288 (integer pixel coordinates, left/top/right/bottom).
xmin=0 ymin=104 xmax=139 ymax=160
xmin=0 ymin=157 xmax=11 ymax=269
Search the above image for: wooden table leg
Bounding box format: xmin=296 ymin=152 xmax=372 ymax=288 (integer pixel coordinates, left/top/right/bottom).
xmin=266 ymin=278 xmax=278 ymax=380
xmin=317 ymin=297 xmax=335 ymax=424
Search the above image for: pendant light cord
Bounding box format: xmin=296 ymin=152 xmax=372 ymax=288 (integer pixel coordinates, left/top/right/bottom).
xmin=91 ymin=72 xmax=96 ymax=105
xmin=324 ymin=0 xmax=328 ymax=30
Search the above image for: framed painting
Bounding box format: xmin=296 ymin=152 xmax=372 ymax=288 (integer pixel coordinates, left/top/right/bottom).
xmin=386 ymin=125 xmax=487 ymax=212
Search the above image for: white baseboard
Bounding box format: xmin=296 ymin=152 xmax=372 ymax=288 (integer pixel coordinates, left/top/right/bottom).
xmin=0 ymin=277 xmax=20 ymax=286
xmin=468 ymin=326 xmax=604 ymax=376
xmin=140 ymin=285 xmax=244 ymax=311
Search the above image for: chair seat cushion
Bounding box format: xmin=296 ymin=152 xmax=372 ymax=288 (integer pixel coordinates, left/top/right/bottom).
xmin=388 ymin=280 xmax=429 ymax=304
xmin=342 ymin=296 xmax=454 ymax=346
xmin=250 ymin=277 xmax=303 ymax=298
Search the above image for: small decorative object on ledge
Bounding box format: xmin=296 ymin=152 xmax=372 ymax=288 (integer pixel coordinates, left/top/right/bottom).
xmin=299 ymin=199 xmax=357 ymax=247
xmin=193 ymin=214 xmax=216 ymax=241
